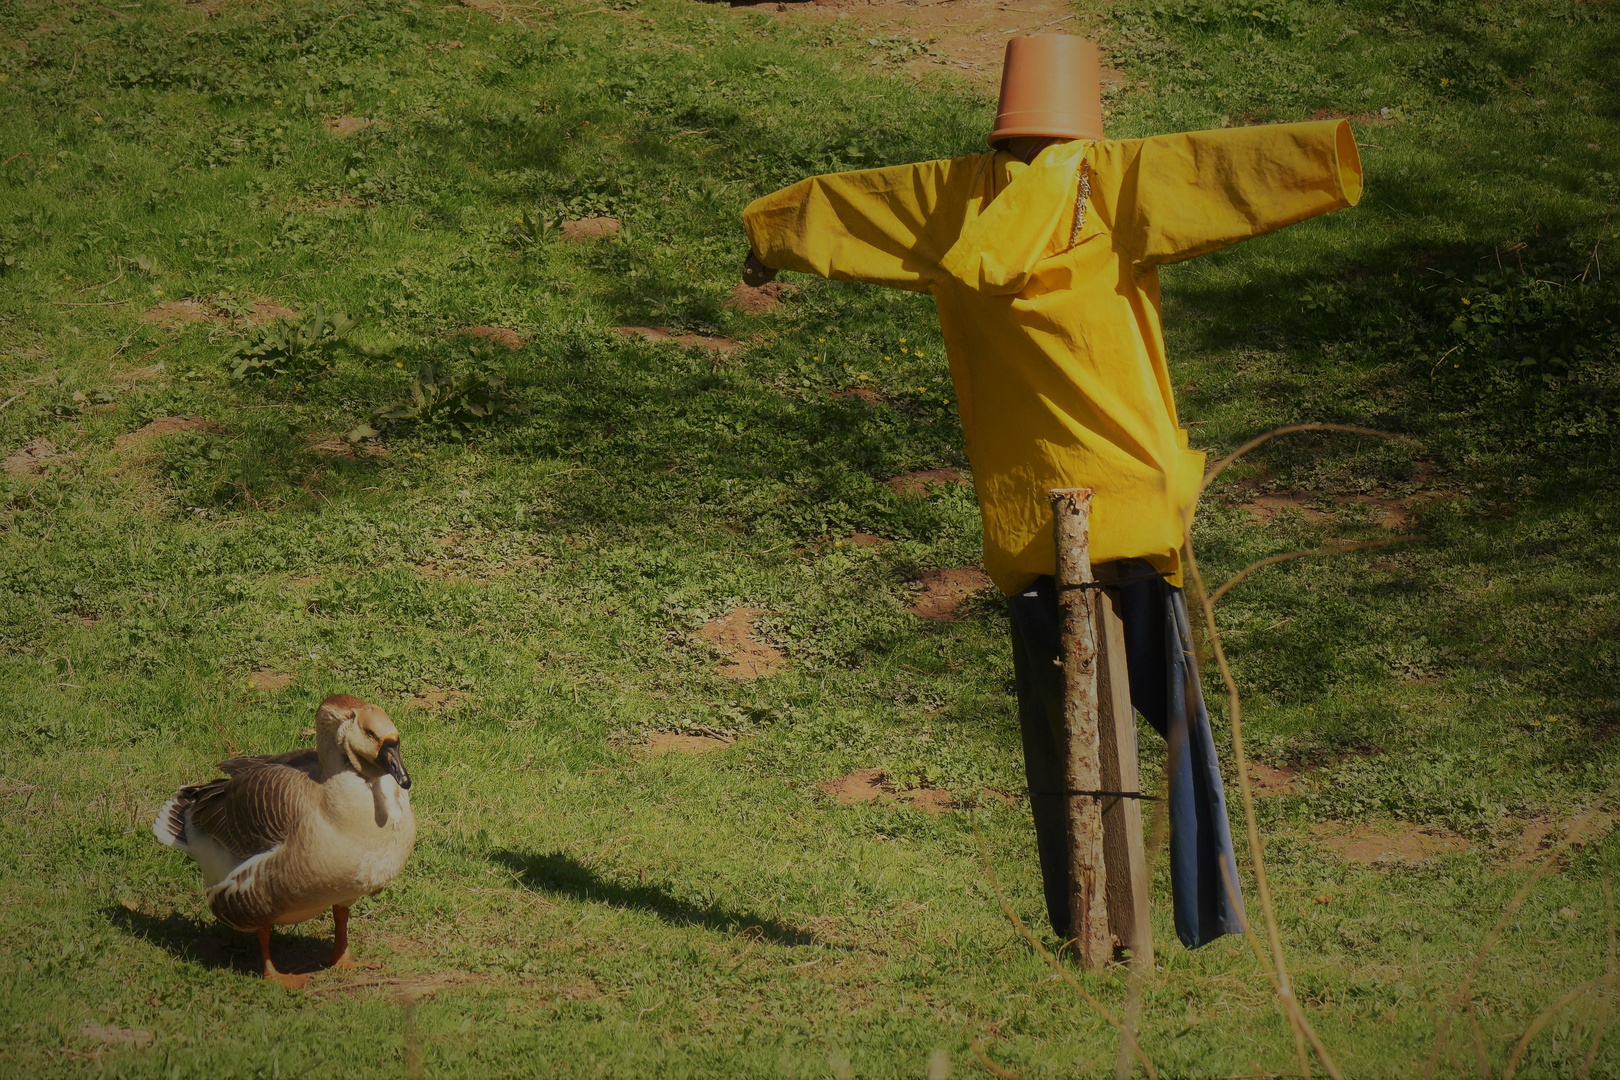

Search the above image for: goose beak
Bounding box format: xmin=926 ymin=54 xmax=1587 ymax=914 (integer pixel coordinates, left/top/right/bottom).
xmin=377 ymin=739 xmax=412 ymax=790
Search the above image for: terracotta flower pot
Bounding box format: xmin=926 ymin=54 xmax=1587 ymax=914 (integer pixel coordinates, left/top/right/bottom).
xmin=989 ymin=34 xmax=1105 ymax=147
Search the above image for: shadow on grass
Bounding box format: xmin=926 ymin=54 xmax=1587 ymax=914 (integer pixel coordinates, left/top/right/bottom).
xmin=490 ymin=850 xmax=830 ymax=948
xmin=108 ymin=906 xmax=334 ymax=977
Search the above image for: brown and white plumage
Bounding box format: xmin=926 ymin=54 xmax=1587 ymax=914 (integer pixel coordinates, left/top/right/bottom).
xmin=153 ymin=694 xmax=416 ymax=988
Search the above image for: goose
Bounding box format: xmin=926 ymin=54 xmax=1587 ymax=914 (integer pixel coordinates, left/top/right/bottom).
xmin=152 ymin=693 xmax=416 ymax=988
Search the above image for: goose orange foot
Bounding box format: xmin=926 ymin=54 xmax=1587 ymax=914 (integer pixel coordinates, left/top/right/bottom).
xmin=328 ymin=905 xmax=359 ymax=969
xmin=256 ymin=926 xmax=311 ymax=990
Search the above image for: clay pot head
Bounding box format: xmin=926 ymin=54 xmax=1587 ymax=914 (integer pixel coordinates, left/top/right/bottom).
xmin=988 ymin=34 xmax=1105 ymax=149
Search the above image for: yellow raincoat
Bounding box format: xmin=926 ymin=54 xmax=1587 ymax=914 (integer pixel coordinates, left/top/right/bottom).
xmin=743 ymin=119 xmax=1363 ymax=593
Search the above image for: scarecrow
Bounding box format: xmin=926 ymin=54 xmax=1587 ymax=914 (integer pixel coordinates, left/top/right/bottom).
xmin=740 ymin=35 xmax=1362 ymax=948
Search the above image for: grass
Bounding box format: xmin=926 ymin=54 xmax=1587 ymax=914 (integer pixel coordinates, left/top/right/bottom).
xmin=0 ymin=0 xmax=1615 ymax=1075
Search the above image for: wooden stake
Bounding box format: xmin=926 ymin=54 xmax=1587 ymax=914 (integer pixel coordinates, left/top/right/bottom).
xmin=1050 ymin=488 xmax=1111 ymax=970
xmin=1095 ymin=573 xmax=1153 ymax=965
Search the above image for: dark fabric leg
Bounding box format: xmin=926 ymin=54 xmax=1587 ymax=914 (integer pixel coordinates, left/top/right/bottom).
xmin=1011 ymin=565 xmax=1245 ymax=950
xmin=1007 ymin=580 xmax=1072 ymax=939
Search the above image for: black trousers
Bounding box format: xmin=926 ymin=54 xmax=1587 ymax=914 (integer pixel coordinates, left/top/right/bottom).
xmin=1007 ymin=562 xmax=1244 ymax=949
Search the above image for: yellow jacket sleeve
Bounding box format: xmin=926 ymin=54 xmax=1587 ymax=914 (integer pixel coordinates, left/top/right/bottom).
xmin=741 ymin=157 xmax=990 ymax=293
xmin=1108 ymin=118 xmax=1363 ymax=266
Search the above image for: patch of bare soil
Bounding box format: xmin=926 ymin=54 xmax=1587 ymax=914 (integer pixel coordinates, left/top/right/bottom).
xmin=142 ymin=298 xmax=297 ymax=329
xmin=1242 ymin=490 xmax=1430 ymax=529
xmin=3 ymin=436 xmax=61 ymax=477
xmin=1311 ymin=821 xmax=1469 ymax=865
xmin=247 ymin=669 xmax=295 ymax=692
xmin=638 ymin=732 xmax=734 ymax=756
xmin=615 ymin=325 xmax=742 ymax=353
xmin=910 ymin=567 xmax=992 ymax=621
xmin=142 ymin=299 xmax=212 ymax=329
xmin=114 ymin=416 xmax=218 ymax=453
xmin=832 ymin=386 xmax=882 ymax=404
xmin=727 ymin=281 xmax=797 ymax=315
xmin=327 ymin=115 xmax=383 ymax=137
xmin=845 ymin=532 xmax=888 ymax=547
xmin=560 ymin=216 xmax=621 ymax=242
xmin=308 ymin=436 xmax=389 ymax=459
xmin=78 ymin=1023 xmax=154 ymax=1050
xmin=731 ymin=0 xmax=1127 ymax=88
xmin=410 ymin=688 xmax=466 ymax=712
xmin=459 ymin=325 xmax=529 ymax=351
xmin=813 ymin=769 xmax=961 ymax=815
xmin=111 ymin=363 xmax=166 ymax=384
xmin=1245 ymin=763 xmax=1300 ymax=796
xmin=817 ymin=768 xmax=890 ymax=804
xmin=887 ymin=467 xmax=971 ymax=496
xmin=898 ymin=787 xmax=956 ymax=816
xmin=697 ymin=608 xmax=786 ymax=680
xmin=1506 ymin=812 xmax=1615 ymax=867
xmin=1243 ymin=494 xmax=1332 ymax=524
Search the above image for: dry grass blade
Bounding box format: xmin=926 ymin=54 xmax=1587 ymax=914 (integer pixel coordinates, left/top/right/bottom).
xmin=1501 ymin=973 xmax=1620 ymax=1080
xmin=1199 ymin=423 xmax=1416 ymax=496
xmin=972 ymin=823 xmax=1160 ymax=1080
xmin=1577 ymin=867 xmax=1616 ymax=1080
xmin=970 ymin=1038 xmax=1030 ymax=1080
xmin=1209 ymin=537 xmax=1413 ymax=605
xmin=1423 ymin=776 xmax=1620 ymax=1079
xmin=1183 ymin=534 xmax=1342 ymax=1080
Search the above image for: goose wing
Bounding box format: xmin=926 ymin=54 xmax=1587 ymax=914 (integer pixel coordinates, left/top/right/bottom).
xmin=216 ymin=748 xmax=320 ymax=779
xmin=189 ymin=756 xmax=320 ymax=860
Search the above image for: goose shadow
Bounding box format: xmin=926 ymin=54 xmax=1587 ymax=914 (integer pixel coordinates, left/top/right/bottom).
xmin=490 ymin=850 xmax=833 ymax=949
xmin=108 ymin=906 xmax=335 ymax=977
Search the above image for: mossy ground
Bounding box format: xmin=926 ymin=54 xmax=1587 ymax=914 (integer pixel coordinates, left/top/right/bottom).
xmin=0 ymin=0 xmax=1615 ymax=1075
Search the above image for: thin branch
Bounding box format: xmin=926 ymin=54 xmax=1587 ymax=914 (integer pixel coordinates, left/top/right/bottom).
xmin=1200 ymin=423 xmax=1416 ymax=497
xmin=969 ymin=1039 xmax=1030 ymax=1080
xmin=973 ymin=823 xmax=1159 ymax=1080
xmin=1501 ymin=973 xmax=1620 ymax=1080
xmin=1210 ymin=537 xmax=1414 ymax=605
xmin=1578 ymin=867 xmax=1616 ymax=1080
xmin=1423 ymin=777 xmax=1620 ymax=1079
xmin=1184 ymin=533 xmax=1343 ymax=1080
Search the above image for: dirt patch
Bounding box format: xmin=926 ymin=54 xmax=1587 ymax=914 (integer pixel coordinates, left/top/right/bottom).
xmin=910 ymin=567 xmax=992 ymax=621
xmin=697 ymin=608 xmax=786 ymax=680
xmin=898 ymin=787 xmax=956 ymax=816
xmin=459 ymin=325 xmax=528 ymax=351
xmin=142 ymin=299 xmax=212 ymax=329
xmin=887 ymin=467 xmax=971 ymax=497
xmin=309 ymin=436 xmax=388 ymax=459
xmin=114 ymin=416 xmax=217 ymax=453
xmin=817 ymin=768 xmax=890 ymax=805
xmin=410 ymin=688 xmax=466 ymax=712
xmin=78 ymin=1023 xmax=154 ymax=1049
xmin=1243 ymin=494 xmax=1331 ymax=524
xmin=731 ymin=0 xmax=1126 ymax=88
xmin=327 ymin=115 xmax=383 ymax=137
xmin=142 ymin=298 xmax=297 ymax=329
xmin=972 ymin=788 xmax=1018 ymax=810
xmin=1311 ymin=821 xmax=1469 ymax=865
xmin=111 ymin=363 xmax=166 ymax=384
xmin=1508 ymin=812 xmax=1615 ymax=867
xmin=615 ymin=325 xmax=742 ymax=353
xmin=560 ymin=216 xmax=620 ymax=242
xmin=846 ymin=532 xmax=888 ymax=548
xmin=727 ymin=281 xmax=797 ymax=315
xmin=638 ymin=732 xmax=734 ymax=756
xmin=247 ymin=669 xmax=295 ymax=692
xmin=1245 ymin=763 xmax=1299 ymax=797
xmin=3 ymin=436 xmax=61 ymax=477
xmin=832 ymin=386 xmax=882 ymax=404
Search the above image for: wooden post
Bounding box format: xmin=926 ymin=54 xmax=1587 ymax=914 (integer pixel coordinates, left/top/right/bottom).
xmin=1094 ymin=573 xmax=1154 ymax=965
xmin=1050 ymin=488 xmax=1111 ymax=970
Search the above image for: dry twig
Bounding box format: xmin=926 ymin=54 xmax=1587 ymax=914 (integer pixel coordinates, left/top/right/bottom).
xmin=1577 ymin=867 xmax=1616 ymax=1080
xmin=969 ymin=1038 xmax=1030 ymax=1080
xmin=973 ymin=823 xmax=1159 ymax=1080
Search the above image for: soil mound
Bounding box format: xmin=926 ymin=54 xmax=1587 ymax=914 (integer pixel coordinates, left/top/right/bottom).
xmin=1310 ymin=821 xmax=1468 ymax=864
xmin=727 ymin=281 xmax=796 ymax=315
xmin=910 ymin=567 xmax=992 ymax=621
xmin=115 ymin=416 xmax=218 ymax=453
xmin=460 ymin=325 xmax=528 ymax=351
xmin=639 ymin=732 xmax=733 ymax=756
xmin=697 ymin=608 xmax=786 ymax=680
xmin=560 ymin=216 xmax=620 ymax=242
xmin=887 ymin=468 xmax=970 ymax=496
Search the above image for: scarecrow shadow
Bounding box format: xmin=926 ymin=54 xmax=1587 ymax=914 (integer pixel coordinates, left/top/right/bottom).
xmin=108 ymin=906 xmax=334 ymax=977
xmin=490 ymin=850 xmax=829 ymax=948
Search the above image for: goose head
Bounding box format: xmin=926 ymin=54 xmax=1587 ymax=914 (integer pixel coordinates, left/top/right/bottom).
xmin=315 ymin=694 xmax=412 ymax=789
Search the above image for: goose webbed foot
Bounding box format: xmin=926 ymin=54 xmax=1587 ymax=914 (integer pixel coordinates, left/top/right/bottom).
xmin=256 ymin=926 xmax=311 ymax=990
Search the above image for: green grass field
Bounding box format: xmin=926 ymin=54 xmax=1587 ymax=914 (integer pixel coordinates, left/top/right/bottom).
xmin=0 ymin=0 xmax=1616 ymax=1074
